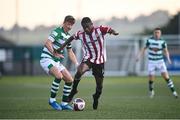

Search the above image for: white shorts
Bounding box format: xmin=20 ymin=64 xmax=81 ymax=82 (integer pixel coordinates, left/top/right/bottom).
xmin=40 ymin=58 xmax=65 ymax=74
xmin=148 ymin=60 xmax=167 ymax=75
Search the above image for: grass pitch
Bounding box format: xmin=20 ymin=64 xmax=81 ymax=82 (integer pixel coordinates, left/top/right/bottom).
xmin=0 ymin=76 xmax=179 ymax=119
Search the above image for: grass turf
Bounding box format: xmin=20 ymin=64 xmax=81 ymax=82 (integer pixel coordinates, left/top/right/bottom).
xmin=0 ymin=76 xmax=179 ymax=119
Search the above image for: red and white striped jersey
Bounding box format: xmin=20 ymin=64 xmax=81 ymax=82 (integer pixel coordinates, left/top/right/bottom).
xmin=75 ymin=25 xmax=112 ymax=64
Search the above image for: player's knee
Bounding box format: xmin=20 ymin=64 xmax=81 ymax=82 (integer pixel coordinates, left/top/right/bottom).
xmin=97 ymin=85 xmax=103 ymax=91
xmin=55 ymin=76 xmax=62 ymax=80
xmin=96 ymin=84 xmax=103 ymax=94
xmin=161 ymin=72 xmax=169 ymax=79
xmin=93 ymin=72 xmax=104 ymax=78
xmin=67 ymin=77 xmax=73 ymax=83
xmin=54 ymin=74 xmax=63 ymax=80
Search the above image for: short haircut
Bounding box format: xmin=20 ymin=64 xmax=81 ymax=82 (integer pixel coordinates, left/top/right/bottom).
xmin=154 ymin=27 xmax=161 ymax=31
xmin=81 ymin=17 xmax=92 ymax=28
xmin=63 ymin=15 xmax=75 ymax=24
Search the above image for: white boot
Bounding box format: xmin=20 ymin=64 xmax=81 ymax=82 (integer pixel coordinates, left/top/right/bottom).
xmin=173 ymin=91 xmax=178 ymax=98
xmin=149 ymin=90 xmax=155 ymax=98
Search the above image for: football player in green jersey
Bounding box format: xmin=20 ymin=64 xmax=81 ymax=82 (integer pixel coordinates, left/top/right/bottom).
xmin=136 ymin=28 xmax=178 ymax=98
xmin=40 ymin=15 xmax=79 ymax=110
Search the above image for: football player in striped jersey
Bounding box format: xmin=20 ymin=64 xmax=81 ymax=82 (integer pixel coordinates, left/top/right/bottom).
xmin=40 ymin=15 xmax=79 ymax=110
xmin=136 ymin=28 xmax=178 ymax=98
xmin=57 ymin=17 xmax=119 ymax=109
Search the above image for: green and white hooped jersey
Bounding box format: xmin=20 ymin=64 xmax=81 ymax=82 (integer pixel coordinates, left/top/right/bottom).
xmin=40 ymin=27 xmax=72 ymax=62
xmin=146 ymin=37 xmax=167 ymax=62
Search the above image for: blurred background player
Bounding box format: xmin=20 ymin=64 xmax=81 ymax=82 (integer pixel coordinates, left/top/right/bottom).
xmin=40 ymin=15 xmax=79 ymax=110
xmin=136 ymin=27 xmax=178 ymax=98
xmin=58 ymin=17 xmax=119 ymax=109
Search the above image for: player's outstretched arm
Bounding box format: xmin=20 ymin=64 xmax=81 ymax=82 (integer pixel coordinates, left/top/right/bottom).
xmin=56 ymin=35 xmax=75 ymax=52
xmin=44 ymin=39 xmax=64 ymax=58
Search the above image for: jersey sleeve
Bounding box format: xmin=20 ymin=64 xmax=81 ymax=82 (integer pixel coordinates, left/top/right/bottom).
xmin=162 ymin=41 xmax=167 ymax=48
xmin=74 ymin=31 xmax=81 ymax=40
xmin=99 ymin=25 xmax=112 ymax=35
xmin=48 ymin=30 xmax=58 ymax=42
xmin=145 ymin=39 xmax=150 ymax=48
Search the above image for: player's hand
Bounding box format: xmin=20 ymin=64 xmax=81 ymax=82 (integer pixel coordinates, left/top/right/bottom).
xmin=113 ymin=32 xmax=119 ymax=35
xmin=109 ymin=29 xmax=119 ymax=35
xmin=168 ymin=59 xmax=172 ymax=64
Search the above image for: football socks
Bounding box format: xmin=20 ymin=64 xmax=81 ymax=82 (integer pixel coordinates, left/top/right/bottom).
xmin=50 ymin=78 xmax=61 ymax=98
xmin=148 ymin=80 xmax=154 ymax=91
xmin=62 ymin=82 xmax=72 ymax=102
xmin=166 ymin=79 xmax=175 ymax=92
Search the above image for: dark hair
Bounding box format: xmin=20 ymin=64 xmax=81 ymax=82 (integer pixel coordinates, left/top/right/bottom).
xmin=63 ymin=15 xmax=75 ymax=24
xmin=81 ymin=17 xmax=92 ymax=28
xmin=154 ymin=27 xmax=161 ymax=31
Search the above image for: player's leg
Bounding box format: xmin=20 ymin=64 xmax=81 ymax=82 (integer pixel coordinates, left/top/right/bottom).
xmin=40 ymin=59 xmax=62 ymax=110
xmin=160 ymin=62 xmax=178 ymax=98
xmin=148 ymin=62 xmax=156 ymax=98
xmin=59 ymin=68 xmax=74 ymax=110
xmin=68 ymin=61 xmax=90 ymax=101
xmin=49 ymin=66 xmax=64 ymax=110
xmin=161 ymin=72 xmax=178 ymax=98
xmin=148 ymin=75 xmax=155 ymax=98
xmin=92 ymin=63 xmax=104 ymax=109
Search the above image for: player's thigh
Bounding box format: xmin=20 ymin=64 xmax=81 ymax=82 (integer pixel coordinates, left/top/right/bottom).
xmin=158 ymin=61 xmax=169 ymax=79
xmin=40 ymin=58 xmax=64 ymax=79
xmin=148 ymin=62 xmax=156 ymax=76
xmin=40 ymin=58 xmax=51 ymax=74
xmin=160 ymin=63 xmax=169 ymax=79
xmin=49 ymin=66 xmax=63 ymax=79
xmin=160 ymin=62 xmax=168 ymax=73
xmin=92 ymin=63 xmax=104 ymax=78
xmin=61 ymin=68 xmax=73 ymax=82
xmin=40 ymin=58 xmax=61 ymax=78
xmin=77 ymin=62 xmax=90 ymax=75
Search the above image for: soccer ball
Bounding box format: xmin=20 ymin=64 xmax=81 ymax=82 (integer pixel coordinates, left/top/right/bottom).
xmin=73 ymin=98 xmax=85 ymax=111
